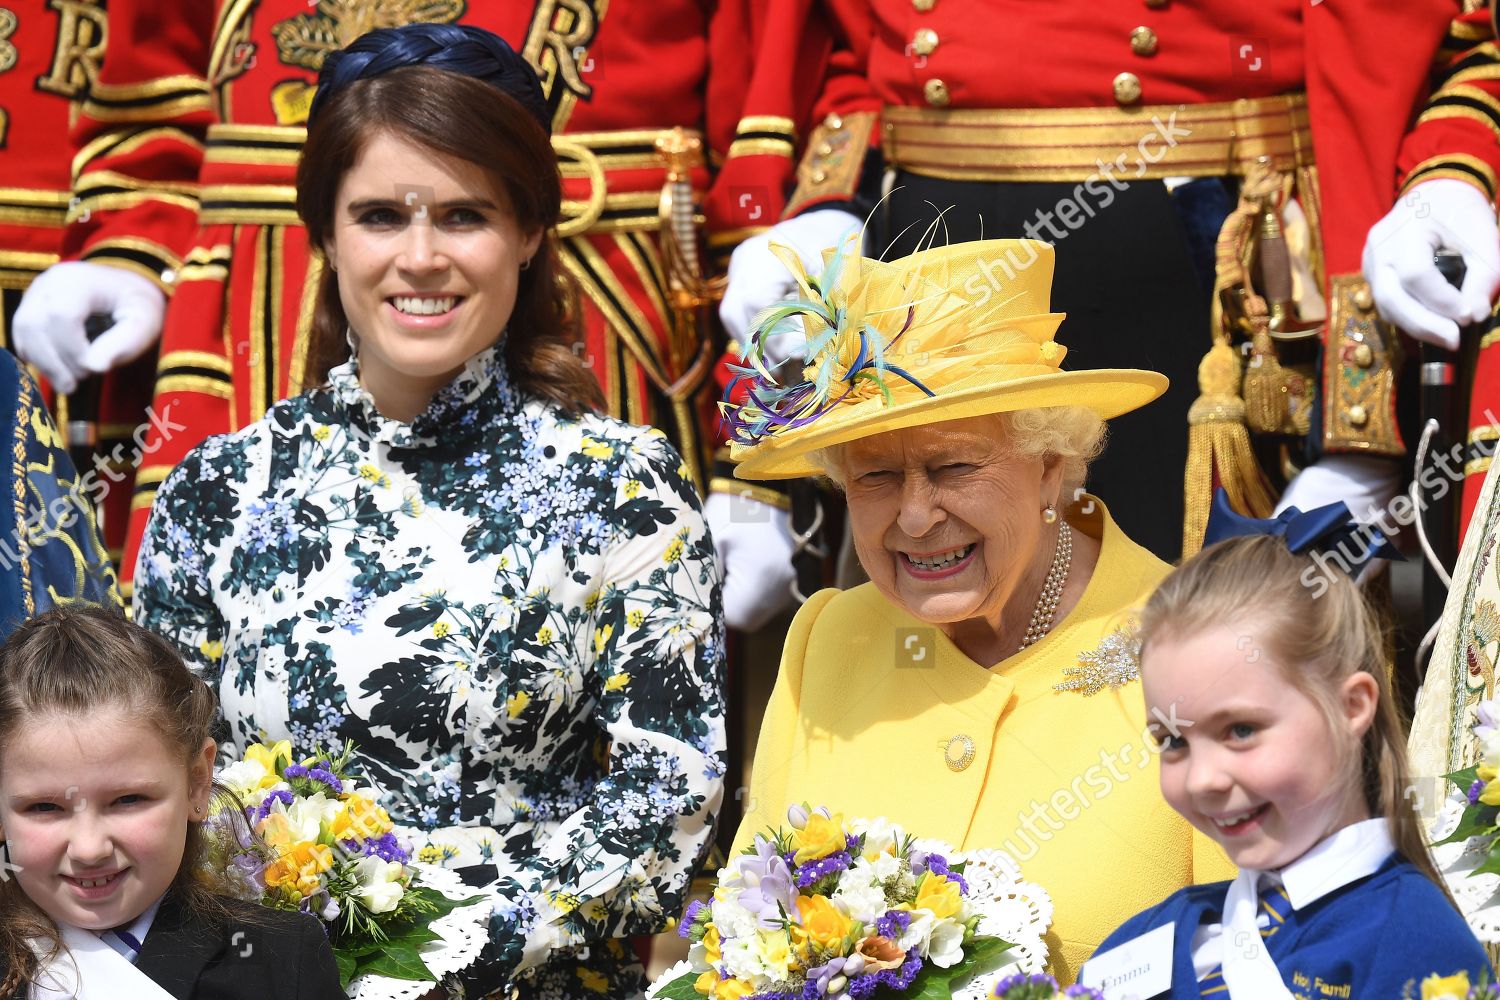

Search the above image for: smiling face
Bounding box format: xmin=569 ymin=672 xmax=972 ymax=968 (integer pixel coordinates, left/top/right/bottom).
xmin=323 ymin=130 xmax=543 ymax=419
xmin=0 ymin=709 xmax=214 ymax=929
xmin=1143 ymin=624 xmax=1377 ymax=871
xmin=841 ymin=413 xmax=1063 ymax=628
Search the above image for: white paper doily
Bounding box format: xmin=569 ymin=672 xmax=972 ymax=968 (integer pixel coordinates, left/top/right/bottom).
xmin=346 ymin=863 xmax=493 ymax=1000
xmin=1431 ymin=786 xmax=1500 ymax=944
xmin=646 ymin=842 xmax=1051 ymax=999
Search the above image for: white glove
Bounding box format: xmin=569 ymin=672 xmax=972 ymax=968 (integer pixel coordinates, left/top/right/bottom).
xmin=1275 ymin=454 xmax=1402 ymax=522
xmin=13 ymin=261 xmax=167 ymax=393
xmin=1363 ymin=178 xmax=1500 ymax=351
xmin=719 ymin=208 xmax=863 ymax=362
xmin=705 ymin=490 xmax=797 ymax=633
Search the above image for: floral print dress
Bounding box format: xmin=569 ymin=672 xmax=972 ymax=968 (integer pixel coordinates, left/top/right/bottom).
xmin=134 ymin=342 xmax=726 ymax=998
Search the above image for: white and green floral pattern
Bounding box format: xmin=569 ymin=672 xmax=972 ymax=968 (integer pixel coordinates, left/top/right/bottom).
xmin=135 ymin=342 xmax=725 ymax=998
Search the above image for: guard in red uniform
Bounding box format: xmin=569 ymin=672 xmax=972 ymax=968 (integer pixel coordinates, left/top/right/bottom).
xmin=720 ymin=0 xmax=1458 ymax=559
xmin=1364 ymin=3 xmax=1500 ymax=540
xmin=0 ymin=0 xmax=148 ymax=567
xmin=16 ymin=0 xmax=825 ymax=615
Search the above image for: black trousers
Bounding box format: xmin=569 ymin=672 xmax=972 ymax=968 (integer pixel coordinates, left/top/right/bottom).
xmin=878 ymin=172 xmax=1233 ymax=562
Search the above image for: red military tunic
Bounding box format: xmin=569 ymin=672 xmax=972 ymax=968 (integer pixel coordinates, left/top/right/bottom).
xmin=0 ymin=0 xmax=147 ymax=566
xmin=60 ymin=0 xmax=824 ymax=595
xmin=775 ymin=0 xmax=1456 ymax=552
xmin=1393 ymin=4 xmax=1500 ymax=538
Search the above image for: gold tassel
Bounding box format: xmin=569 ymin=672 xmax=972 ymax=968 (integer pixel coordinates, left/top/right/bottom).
xmin=1182 ymin=340 xmax=1277 ymax=555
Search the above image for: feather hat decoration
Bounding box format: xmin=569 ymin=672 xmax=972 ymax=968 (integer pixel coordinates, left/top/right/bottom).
xmin=723 ymin=236 xmax=1168 ymax=480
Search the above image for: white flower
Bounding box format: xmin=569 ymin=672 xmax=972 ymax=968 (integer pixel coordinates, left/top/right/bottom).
xmin=849 ymin=816 xmax=903 ymax=859
xmin=718 ymin=936 xmax=772 ymax=984
xmin=709 ymin=893 xmax=760 ymax=940
xmin=924 ymin=917 xmax=965 ymax=968
xmin=832 ymin=874 xmax=888 ymax=926
xmin=278 ymin=791 xmax=341 ymax=842
xmin=218 ymin=758 xmax=270 ymax=800
xmin=863 ymin=852 xmax=904 ymax=884
xmin=897 ymin=909 xmax=934 ymax=953
xmin=351 ymin=856 xmax=405 ymax=914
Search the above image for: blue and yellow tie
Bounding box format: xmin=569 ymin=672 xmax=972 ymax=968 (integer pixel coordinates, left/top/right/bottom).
xmin=1199 ymin=882 xmax=1294 ymax=996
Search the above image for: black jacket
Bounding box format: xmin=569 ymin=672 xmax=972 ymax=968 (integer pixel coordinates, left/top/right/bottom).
xmin=6 ymin=894 xmax=346 ymax=999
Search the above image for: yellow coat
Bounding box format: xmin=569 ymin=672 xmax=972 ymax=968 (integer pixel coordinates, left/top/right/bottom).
xmin=732 ymin=501 xmax=1233 ymax=983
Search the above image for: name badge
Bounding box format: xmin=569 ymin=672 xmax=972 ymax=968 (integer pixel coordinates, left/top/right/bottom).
xmin=1079 ymin=923 xmax=1174 ymax=999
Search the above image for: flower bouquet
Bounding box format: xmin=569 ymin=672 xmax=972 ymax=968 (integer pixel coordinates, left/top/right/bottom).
xmin=648 ymin=805 xmax=1052 ymax=1000
xmin=1402 ymin=970 xmax=1500 ymax=999
xmin=1427 ymin=699 xmax=1500 ymax=944
xmin=990 ymin=973 xmax=1103 ymax=999
xmin=214 ymin=740 xmax=490 ymax=997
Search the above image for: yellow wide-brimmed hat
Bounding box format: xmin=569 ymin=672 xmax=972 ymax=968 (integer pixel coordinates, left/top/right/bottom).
xmin=724 ymin=237 xmax=1168 ymax=480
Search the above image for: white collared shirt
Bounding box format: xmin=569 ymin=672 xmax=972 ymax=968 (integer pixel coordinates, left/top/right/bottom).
xmin=1190 ymin=818 xmax=1395 ymax=978
xmin=95 ymin=895 xmax=163 ymax=964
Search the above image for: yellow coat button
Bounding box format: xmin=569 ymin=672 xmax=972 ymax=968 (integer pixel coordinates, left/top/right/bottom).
xmin=911 ymin=28 xmax=939 ymax=57
xmin=924 ymin=78 xmax=951 ymax=107
xmin=944 ymin=734 xmax=976 ymax=772
xmin=1347 ymin=405 xmax=1369 ymax=428
xmin=1113 ymin=72 xmax=1142 ymax=105
xmin=1353 ymin=285 xmax=1374 ymax=311
xmin=1130 ymin=26 xmax=1158 ymax=56
xmin=1352 ymin=343 xmax=1374 ymax=368
xmin=913 ymin=0 xmax=935 ymax=9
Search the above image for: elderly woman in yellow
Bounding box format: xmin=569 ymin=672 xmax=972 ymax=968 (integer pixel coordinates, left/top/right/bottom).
xmin=724 ymin=237 xmax=1233 ymax=984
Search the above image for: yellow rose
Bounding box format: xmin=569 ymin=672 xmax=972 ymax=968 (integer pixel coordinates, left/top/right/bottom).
xmin=914 ymin=872 xmax=963 ymax=920
xmin=796 ymin=894 xmax=852 ymax=952
xmin=264 ymin=842 xmax=333 ymax=901
xmin=712 ymin=979 xmax=754 ymax=1000
xmin=791 ymin=812 xmax=847 ymax=864
xmin=1422 ymin=972 xmax=1471 ymax=1000
xmin=331 ymin=794 xmax=393 ymax=842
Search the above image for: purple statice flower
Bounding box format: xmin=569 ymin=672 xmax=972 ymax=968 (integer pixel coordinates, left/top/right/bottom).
xmin=1064 ymin=986 xmax=1106 ymax=999
xmin=284 ymin=762 xmax=344 ymax=794
xmin=794 ymin=851 xmax=852 ymax=888
xmin=343 ymin=832 xmax=409 ymax=864
xmin=678 ymin=899 xmax=706 ymax=938
xmin=1471 ymin=779 xmax=1487 ymax=806
xmin=922 ymin=853 xmax=970 ymax=895
xmin=994 ymin=972 xmax=1100 ymax=999
xmin=722 ymin=837 xmax=798 ymax=929
xmin=247 ymin=788 xmax=295 ymax=826
xmin=874 ymin=909 xmax=910 ymax=940
xmin=846 ymin=947 xmax=921 ymax=998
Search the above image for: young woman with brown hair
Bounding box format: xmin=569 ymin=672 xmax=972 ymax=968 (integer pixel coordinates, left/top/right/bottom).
xmin=133 ymin=24 xmax=725 ymax=999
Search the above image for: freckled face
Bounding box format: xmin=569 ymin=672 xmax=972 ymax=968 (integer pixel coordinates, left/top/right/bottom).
xmin=841 ymin=414 xmax=1061 ymax=626
xmin=1144 ymin=625 xmax=1374 ymax=871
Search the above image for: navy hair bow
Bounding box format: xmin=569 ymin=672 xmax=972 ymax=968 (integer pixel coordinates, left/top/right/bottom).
xmin=308 ymin=23 xmax=550 ymax=134
xmin=1202 ymin=487 xmax=1403 ymax=575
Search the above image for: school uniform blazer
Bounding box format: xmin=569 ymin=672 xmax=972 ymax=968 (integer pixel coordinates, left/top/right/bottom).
xmin=4 ymin=895 xmax=346 ymax=1000
xmin=1091 ymin=856 xmax=1492 ymax=999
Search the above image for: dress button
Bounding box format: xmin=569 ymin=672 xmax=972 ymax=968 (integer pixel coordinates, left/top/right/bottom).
xmin=1347 ymin=405 xmax=1369 ymax=428
xmin=811 ymin=169 xmax=828 ymax=184
xmin=1113 ymin=71 xmax=1142 ymax=105
xmin=824 ymin=112 xmax=843 ymax=130
xmin=913 ymin=0 xmax=935 ymax=9
xmin=1130 ymin=26 xmax=1158 ymax=56
xmin=943 ymin=734 xmax=976 ymax=772
xmin=817 ymin=141 xmax=833 ymax=156
xmin=1352 ymin=343 xmax=1374 ymax=368
xmin=1353 ymin=285 xmax=1374 ymax=311
xmin=923 ymin=78 xmax=950 ymax=107
xmin=911 ymin=28 xmax=939 ymax=57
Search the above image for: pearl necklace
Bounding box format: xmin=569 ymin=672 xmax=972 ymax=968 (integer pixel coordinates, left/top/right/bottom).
xmin=1018 ymin=521 xmax=1072 ymax=653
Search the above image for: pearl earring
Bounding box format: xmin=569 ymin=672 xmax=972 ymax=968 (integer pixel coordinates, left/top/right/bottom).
xmin=1042 ymin=505 xmax=1058 ymax=524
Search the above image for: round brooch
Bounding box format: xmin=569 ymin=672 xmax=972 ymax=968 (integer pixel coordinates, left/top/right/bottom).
xmin=943 ymin=734 xmax=976 ymax=772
